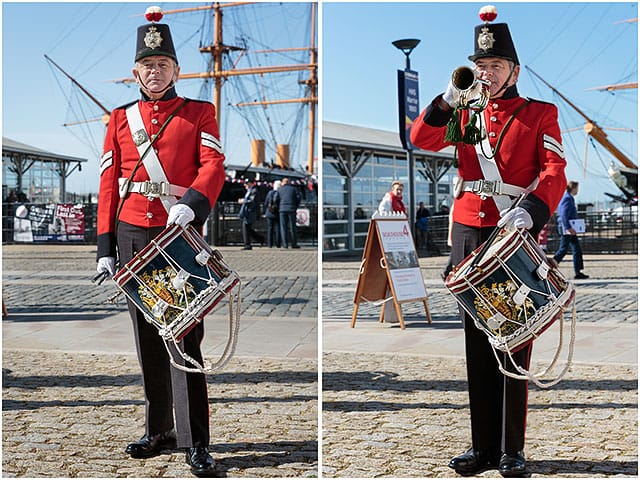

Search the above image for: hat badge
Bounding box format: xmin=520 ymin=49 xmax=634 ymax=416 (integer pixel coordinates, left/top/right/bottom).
xmin=144 ymin=26 xmax=163 ymax=49
xmin=143 ymin=6 xmax=164 ymax=49
xmin=477 ymin=5 xmax=498 ymax=51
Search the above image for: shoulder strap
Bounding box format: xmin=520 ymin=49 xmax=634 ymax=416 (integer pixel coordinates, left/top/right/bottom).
xmin=473 ymin=100 xmax=532 ymax=212
xmin=124 ymin=99 xmax=189 ymax=213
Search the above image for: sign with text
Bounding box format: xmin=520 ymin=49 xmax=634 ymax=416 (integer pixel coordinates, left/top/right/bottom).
xmin=397 ymin=69 xmax=420 ymax=150
xmin=375 ymin=219 xmax=427 ymax=302
xmin=351 ymin=215 xmax=431 ymax=329
xmin=12 ymin=203 xmax=86 ymax=242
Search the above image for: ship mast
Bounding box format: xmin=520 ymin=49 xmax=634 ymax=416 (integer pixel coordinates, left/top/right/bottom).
xmin=526 ymin=66 xmax=637 ymax=170
xmin=118 ymin=2 xmax=318 ymax=173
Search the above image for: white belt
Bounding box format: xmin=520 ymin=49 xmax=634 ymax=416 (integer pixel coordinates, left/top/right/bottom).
xmin=461 ymin=179 xmax=529 ymax=198
xmin=118 ymin=178 xmax=187 ymax=199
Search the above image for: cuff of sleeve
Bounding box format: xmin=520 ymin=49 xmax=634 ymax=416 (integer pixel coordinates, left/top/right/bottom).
xmin=179 ymin=187 xmax=211 ymax=224
xmin=520 ymin=193 xmax=550 ymax=237
xmin=97 ymin=232 xmax=117 ymax=260
xmin=423 ymin=95 xmax=453 ymax=127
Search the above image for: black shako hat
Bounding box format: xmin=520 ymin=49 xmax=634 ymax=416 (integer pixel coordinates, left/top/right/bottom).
xmin=468 ymin=5 xmax=519 ymax=66
xmin=135 ymin=6 xmax=178 ymax=64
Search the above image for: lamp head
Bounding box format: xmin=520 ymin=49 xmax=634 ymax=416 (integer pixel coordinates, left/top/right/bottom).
xmin=392 ymin=38 xmax=421 ymax=56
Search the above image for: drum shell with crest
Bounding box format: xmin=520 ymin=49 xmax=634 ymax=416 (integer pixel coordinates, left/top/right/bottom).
xmin=445 ymin=229 xmax=575 ymax=352
xmin=113 ymin=224 xmax=240 ymax=342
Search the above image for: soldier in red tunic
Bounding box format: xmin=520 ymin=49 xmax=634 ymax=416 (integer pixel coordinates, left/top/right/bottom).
xmin=95 ymin=7 xmax=224 ymax=476
xmin=410 ymin=5 xmax=567 ymax=477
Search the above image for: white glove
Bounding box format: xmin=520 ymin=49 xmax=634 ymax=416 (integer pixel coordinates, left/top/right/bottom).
xmin=167 ymin=204 xmax=195 ymax=227
xmin=498 ymin=207 xmax=533 ymax=232
xmin=442 ymin=80 xmax=461 ymax=109
xmin=97 ymin=256 xmax=116 ymax=278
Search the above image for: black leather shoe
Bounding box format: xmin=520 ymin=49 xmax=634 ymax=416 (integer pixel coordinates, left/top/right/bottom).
xmin=125 ymin=431 xmax=177 ymax=458
xmin=574 ymin=272 xmax=589 ymax=279
xmin=499 ymin=451 xmax=527 ymax=477
xmin=186 ymin=447 xmax=216 ymax=477
xmin=449 ymin=448 xmax=499 ymax=476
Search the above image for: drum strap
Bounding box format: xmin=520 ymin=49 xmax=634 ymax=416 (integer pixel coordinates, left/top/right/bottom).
xmin=472 ymin=101 xmax=536 ymax=212
xmin=124 ymin=100 xmax=189 ymax=213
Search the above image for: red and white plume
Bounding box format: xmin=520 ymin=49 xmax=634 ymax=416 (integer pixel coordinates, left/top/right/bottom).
xmin=145 ymin=6 xmax=163 ymax=23
xmin=478 ymin=5 xmax=498 ymax=23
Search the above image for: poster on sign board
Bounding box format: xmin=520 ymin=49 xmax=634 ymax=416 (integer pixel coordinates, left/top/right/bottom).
xmin=375 ymin=219 xmax=427 ymax=302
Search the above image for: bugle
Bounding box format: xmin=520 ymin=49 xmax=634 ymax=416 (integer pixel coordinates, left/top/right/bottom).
xmin=451 ymin=66 xmax=490 ymax=111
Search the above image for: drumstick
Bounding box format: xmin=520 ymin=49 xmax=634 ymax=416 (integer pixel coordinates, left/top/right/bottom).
xmin=467 ymin=192 xmax=527 ymax=272
xmin=92 ymin=271 xmax=109 ymax=285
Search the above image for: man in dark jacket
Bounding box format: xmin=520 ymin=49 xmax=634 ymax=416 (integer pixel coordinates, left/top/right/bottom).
xmin=553 ymin=181 xmax=589 ymax=279
xmin=238 ymin=179 xmax=264 ymax=250
xmin=263 ymin=180 xmax=281 ymax=247
xmin=277 ymin=178 xmax=301 ymax=248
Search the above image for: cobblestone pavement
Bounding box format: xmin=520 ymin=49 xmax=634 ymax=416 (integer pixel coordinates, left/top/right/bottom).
xmin=322 ymin=254 xmax=638 ymax=324
xmin=322 ymin=352 xmax=637 ymax=478
xmin=3 ymin=350 xmax=317 ymax=478
xmin=3 ymin=245 xmax=318 ymax=320
xmin=2 ymin=244 xmax=318 ymax=478
xmin=322 ymin=253 xmax=638 ymax=478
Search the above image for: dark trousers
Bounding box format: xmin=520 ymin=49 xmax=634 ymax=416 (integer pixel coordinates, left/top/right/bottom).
xmin=242 ymin=221 xmax=264 ymax=247
xmin=279 ymin=211 xmax=298 ymax=248
xmin=450 ymin=222 xmax=532 ymax=454
xmin=266 ymin=216 xmax=280 ymax=247
xmin=117 ymin=221 xmax=210 ymax=448
xmin=553 ymin=234 xmax=584 ymax=273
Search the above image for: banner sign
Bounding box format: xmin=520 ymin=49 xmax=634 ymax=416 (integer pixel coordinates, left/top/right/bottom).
xmin=13 ymin=203 xmax=86 ymax=242
xmin=397 ymin=69 xmax=420 ymax=150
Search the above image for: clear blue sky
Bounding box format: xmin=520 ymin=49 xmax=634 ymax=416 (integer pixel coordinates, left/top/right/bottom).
xmin=2 ymin=2 xmax=637 ymax=203
xmin=322 ymin=2 xmax=638 ymax=204
xmin=2 ymin=2 xmax=315 ymax=194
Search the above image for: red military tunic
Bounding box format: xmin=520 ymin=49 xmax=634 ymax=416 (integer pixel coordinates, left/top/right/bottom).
xmin=410 ymin=94 xmax=567 ymax=229
xmin=97 ymin=91 xmax=225 ymax=258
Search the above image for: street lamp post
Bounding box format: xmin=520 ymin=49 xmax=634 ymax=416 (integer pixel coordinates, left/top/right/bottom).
xmin=393 ymin=38 xmax=420 ymax=238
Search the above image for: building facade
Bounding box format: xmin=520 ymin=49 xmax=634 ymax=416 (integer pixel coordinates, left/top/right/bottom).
xmin=323 ymin=121 xmax=457 ymax=255
xmin=2 ymin=138 xmax=86 ymax=204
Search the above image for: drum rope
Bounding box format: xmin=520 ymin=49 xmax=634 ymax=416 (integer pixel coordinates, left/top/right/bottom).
xmin=492 ymin=297 xmax=576 ymax=388
xmin=164 ymin=281 xmax=242 ymax=374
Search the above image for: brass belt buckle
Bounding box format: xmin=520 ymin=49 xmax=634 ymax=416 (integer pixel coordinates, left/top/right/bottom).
xmin=143 ymin=181 xmax=162 ymax=198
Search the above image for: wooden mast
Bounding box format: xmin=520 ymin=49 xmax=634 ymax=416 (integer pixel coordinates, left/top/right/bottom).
xmin=120 ymin=2 xmax=318 ymax=173
xmin=526 ymin=66 xmax=637 ymax=170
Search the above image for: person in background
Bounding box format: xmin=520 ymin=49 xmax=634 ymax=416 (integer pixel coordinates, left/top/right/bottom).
xmin=278 ymin=177 xmax=301 ymax=248
xmin=238 ymin=179 xmax=264 ymax=250
xmin=264 ymin=180 xmax=281 ymax=248
xmin=415 ymin=201 xmax=431 ymax=249
xmin=553 ymin=181 xmax=589 ymax=279
xmin=377 ymin=181 xmax=406 ymax=215
xmin=410 ymin=5 xmax=567 ymax=477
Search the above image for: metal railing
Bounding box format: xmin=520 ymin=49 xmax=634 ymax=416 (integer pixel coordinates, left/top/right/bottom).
xmin=416 ymin=209 xmax=638 ymax=255
xmin=2 ymin=201 xmax=318 ymax=247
